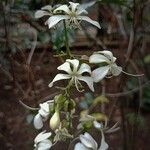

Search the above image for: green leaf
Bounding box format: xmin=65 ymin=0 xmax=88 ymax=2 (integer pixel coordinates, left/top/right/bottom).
xmin=91 ymin=113 xmax=107 ymax=121
xmin=93 ymin=95 xmax=109 ymax=105
xmin=126 ymin=113 xmax=145 ymax=128
xmin=144 ymin=54 xmax=150 ymax=64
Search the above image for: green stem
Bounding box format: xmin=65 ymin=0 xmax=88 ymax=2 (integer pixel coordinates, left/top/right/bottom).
xmin=63 ymin=21 xmax=71 ymax=58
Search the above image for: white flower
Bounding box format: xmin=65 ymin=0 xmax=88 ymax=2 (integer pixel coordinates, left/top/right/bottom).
xmin=74 ymin=132 xmax=98 ymax=150
xmin=49 ymin=59 xmax=94 ymax=92
xmin=34 ymin=100 xmax=54 ymax=129
xmin=89 ymin=50 xmax=122 ymax=82
xmin=34 ymin=131 xmax=52 ymax=150
xmin=46 ymin=2 xmax=101 ymax=29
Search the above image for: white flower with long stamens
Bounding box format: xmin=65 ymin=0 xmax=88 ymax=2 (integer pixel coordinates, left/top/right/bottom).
xmin=34 ymin=131 xmax=52 ymax=150
xmin=47 ymin=2 xmax=101 ymax=29
xmin=74 ymin=132 xmax=98 ymax=150
xmin=34 ymin=100 xmax=54 ymax=129
xmin=49 ymin=59 xmax=94 ymax=92
xmin=89 ymin=50 xmax=143 ymax=82
xmin=89 ymin=50 xmax=122 ymax=82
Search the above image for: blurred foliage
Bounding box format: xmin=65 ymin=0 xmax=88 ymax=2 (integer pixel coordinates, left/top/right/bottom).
xmin=126 ymin=113 xmax=145 ymax=128
xmin=79 ymin=92 xmax=94 ymax=109
xmin=98 ymin=0 xmax=127 ymax=6
xmin=127 ymin=78 xmax=150 ymax=111
xmin=79 ymin=92 xmax=109 ymax=109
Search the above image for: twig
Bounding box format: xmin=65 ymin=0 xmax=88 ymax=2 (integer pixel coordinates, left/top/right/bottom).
xmin=0 ymin=64 xmax=26 ymax=97
xmin=19 ymin=100 xmax=39 ymax=111
xmin=105 ymin=81 xmax=149 ymax=97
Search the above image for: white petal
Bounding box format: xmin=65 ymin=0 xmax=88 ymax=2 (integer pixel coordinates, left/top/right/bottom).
xmin=34 ymin=131 xmax=52 ymax=144
xmin=74 ymin=142 xmax=90 ymax=150
xmin=40 ymin=102 xmax=50 ymax=113
xmin=35 ymin=10 xmax=50 ymax=18
xmin=47 ymin=15 xmax=69 ymax=29
xmin=77 ymin=63 xmax=91 ymax=74
xmin=111 ymin=64 xmax=122 ymax=76
xmin=84 ymin=133 xmax=98 ymax=150
xmin=39 ymin=102 xmax=50 ymax=118
xmin=54 ymin=5 xmax=71 ymax=14
xmin=39 ymin=109 xmax=49 ymax=119
xmin=77 ymin=16 xmax=101 ymax=29
xmin=78 ymin=76 xmax=94 ymax=92
xmin=97 ymin=50 xmax=114 ymax=62
xmin=93 ymin=121 xmax=102 ymax=129
xmin=98 ymin=131 xmax=108 ymax=150
xmin=69 ymin=2 xmax=79 ymax=12
xmin=76 ymin=8 xmax=88 ymax=15
xmin=34 ymin=114 xmax=43 ymax=129
xmin=89 ymin=53 xmax=110 ymax=64
xmin=92 ymin=66 xmax=110 ymax=82
xmin=48 ymin=74 xmax=71 ymax=87
xmin=41 ymin=5 xmax=52 ymax=11
xmin=80 ymin=133 xmax=97 ymax=149
xmin=57 ymin=62 xmax=72 ymax=74
xmin=38 ymin=139 xmax=52 ymax=150
xmin=66 ymin=59 xmax=79 ymax=72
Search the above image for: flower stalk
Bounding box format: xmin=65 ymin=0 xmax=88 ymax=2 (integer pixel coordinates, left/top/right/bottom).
xmin=63 ymin=21 xmax=72 ymax=58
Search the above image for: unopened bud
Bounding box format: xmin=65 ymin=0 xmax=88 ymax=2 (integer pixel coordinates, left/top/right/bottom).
xmin=49 ymin=111 xmax=60 ymax=130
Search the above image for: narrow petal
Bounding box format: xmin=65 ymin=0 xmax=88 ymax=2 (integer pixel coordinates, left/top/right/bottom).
xmin=76 ymin=8 xmax=88 ymax=15
xmin=78 ymin=76 xmax=94 ymax=92
xmin=54 ymin=5 xmax=71 ymax=14
xmin=34 ymin=114 xmax=43 ymax=129
xmin=111 ymin=64 xmax=122 ymax=76
xmin=98 ymin=131 xmax=108 ymax=150
xmin=69 ymin=2 xmax=79 ymax=12
xmin=38 ymin=139 xmax=52 ymax=150
xmin=41 ymin=5 xmax=52 ymax=11
xmin=89 ymin=53 xmax=110 ymax=64
xmin=74 ymin=142 xmax=90 ymax=150
xmin=80 ymin=133 xmax=97 ymax=149
xmin=35 ymin=10 xmax=50 ymax=18
xmin=57 ymin=62 xmax=72 ymax=74
xmin=77 ymin=16 xmax=101 ymax=29
xmin=49 ymin=74 xmax=71 ymax=87
xmin=77 ymin=63 xmax=91 ymax=74
xmin=84 ymin=132 xmax=98 ymax=150
xmin=47 ymin=15 xmax=69 ymax=28
xmin=66 ymin=59 xmax=79 ymax=72
xmin=34 ymin=131 xmax=52 ymax=144
xmin=92 ymin=66 xmax=110 ymax=82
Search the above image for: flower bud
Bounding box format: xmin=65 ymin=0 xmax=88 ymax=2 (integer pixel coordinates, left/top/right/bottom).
xmin=49 ymin=111 xmax=60 ymax=130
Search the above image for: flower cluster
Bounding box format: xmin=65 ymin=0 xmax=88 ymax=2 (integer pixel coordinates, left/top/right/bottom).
xmin=25 ymin=1 xmax=142 ymax=150
xmin=35 ymin=1 xmax=101 ymax=29
xmin=49 ymin=50 xmax=122 ymax=92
